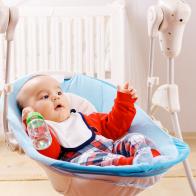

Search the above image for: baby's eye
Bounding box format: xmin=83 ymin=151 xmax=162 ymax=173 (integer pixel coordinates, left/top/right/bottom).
xmin=41 ymin=95 xmax=49 ymax=99
xmin=57 ymin=91 xmax=62 ymax=95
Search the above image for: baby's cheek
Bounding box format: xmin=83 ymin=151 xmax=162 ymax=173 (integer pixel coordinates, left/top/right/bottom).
xmin=34 ymin=103 xmax=51 ymax=117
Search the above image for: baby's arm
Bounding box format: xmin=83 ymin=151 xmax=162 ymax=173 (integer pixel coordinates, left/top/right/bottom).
xmin=85 ymin=82 xmax=137 ymax=140
xmin=21 ymin=107 xmax=61 ymax=159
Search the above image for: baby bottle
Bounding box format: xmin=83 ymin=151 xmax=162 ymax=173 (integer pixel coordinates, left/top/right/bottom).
xmin=26 ymin=112 xmax=52 ymax=150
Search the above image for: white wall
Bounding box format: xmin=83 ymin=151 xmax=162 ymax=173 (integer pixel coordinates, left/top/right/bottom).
xmin=2 ymin=0 xmax=196 ymax=132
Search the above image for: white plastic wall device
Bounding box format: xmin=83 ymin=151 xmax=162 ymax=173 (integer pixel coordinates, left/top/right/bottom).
xmin=151 ymin=84 xmax=180 ymax=112
xmin=0 ymin=4 xmax=19 ymax=151
xmin=147 ymin=5 xmax=163 ymax=38
xmin=146 ymin=5 xmax=163 ymax=113
xmin=147 ymin=0 xmax=191 ymax=114
xmin=158 ymin=0 xmax=191 ymax=58
xmin=5 ymin=7 xmax=19 ymax=41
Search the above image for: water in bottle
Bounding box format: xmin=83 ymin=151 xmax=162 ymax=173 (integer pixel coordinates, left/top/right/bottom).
xmin=26 ymin=112 xmax=52 ymax=150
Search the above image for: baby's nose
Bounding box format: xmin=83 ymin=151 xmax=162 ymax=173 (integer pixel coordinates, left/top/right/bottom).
xmin=51 ymin=95 xmax=60 ymax=101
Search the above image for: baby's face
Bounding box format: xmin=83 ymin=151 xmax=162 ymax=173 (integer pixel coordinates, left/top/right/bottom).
xmin=19 ymin=75 xmax=70 ymax=122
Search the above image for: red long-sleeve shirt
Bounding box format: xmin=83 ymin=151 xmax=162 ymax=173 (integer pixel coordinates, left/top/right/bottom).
xmin=84 ymin=92 xmax=136 ymax=140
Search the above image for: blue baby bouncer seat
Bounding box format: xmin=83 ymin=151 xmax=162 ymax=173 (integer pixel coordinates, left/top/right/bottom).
xmin=6 ymin=72 xmax=189 ymax=196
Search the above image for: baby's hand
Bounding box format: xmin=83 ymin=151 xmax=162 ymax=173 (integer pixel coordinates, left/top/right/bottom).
xmin=117 ymin=82 xmax=138 ymax=100
xmin=22 ymin=106 xmax=34 ymax=123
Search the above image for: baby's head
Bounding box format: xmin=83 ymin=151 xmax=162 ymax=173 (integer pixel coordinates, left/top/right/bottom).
xmin=17 ymin=75 xmax=70 ymax=122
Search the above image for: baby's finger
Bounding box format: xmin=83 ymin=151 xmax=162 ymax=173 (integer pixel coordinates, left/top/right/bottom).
xmin=22 ymin=110 xmax=28 ymax=117
xmin=131 ymin=90 xmax=137 ymax=97
xmin=130 ymin=88 xmax=136 ymax=94
xmin=22 ymin=113 xmax=28 ymax=122
xmin=128 ymin=85 xmax=134 ymax=91
xmin=22 ymin=107 xmax=33 ymax=119
xmin=123 ymin=82 xmax=129 ymax=90
xmin=132 ymin=94 xmax=138 ymax=99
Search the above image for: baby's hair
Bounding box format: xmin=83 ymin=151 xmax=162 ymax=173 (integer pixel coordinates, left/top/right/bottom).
xmin=16 ymin=74 xmax=49 ymax=112
xmin=17 ymin=99 xmax=23 ymax=112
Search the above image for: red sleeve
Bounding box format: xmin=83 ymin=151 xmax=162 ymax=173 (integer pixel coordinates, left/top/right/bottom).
xmin=23 ymin=120 xmax=61 ymax=159
xmin=84 ymin=91 xmax=137 ymax=140
xmin=37 ymin=126 xmax=61 ymax=159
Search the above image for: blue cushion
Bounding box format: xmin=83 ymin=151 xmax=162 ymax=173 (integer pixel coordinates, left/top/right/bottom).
xmin=7 ymin=74 xmax=190 ymax=177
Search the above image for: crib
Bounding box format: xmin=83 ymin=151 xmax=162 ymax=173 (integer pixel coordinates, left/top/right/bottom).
xmin=0 ymin=1 xmax=193 ymax=196
xmin=0 ymin=1 xmax=128 ymax=84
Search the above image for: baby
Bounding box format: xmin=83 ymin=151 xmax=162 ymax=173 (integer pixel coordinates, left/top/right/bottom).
xmin=17 ymin=75 xmax=160 ymax=166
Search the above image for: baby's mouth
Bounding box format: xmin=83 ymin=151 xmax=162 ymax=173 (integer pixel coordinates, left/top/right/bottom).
xmin=55 ymin=104 xmax=64 ymax=110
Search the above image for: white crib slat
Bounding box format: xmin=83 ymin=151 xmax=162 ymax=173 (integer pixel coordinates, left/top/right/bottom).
xmin=54 ymin=17 xmax=60 ymax=70
xmin=95 ymin=18 xmax=99 ymax=77
xmin=100 ymin=16 xmax=106 ymax=79
xmin=42 ymin=17 xmax=48 ymax=71
xmin=59 ymin=18 xmax=63 ymax=70
xmin=37 ymin=17 xmax=48 ymax=71
xmin=73 ymin=18 xmax=83 ymax=73
xmin=60 ymin=18 xmax=66 ymax=70
xmin=65 ymin=19 xmax=72 ymax=72
xmin=73 ymin=19 xmax=76 ymax=72
xmin=85 ymin=17 xmax=96 ymax=76
xmin=78 ymin=18 xmax=83 ymax=73
xmin=28 ymin=17 xmax=37 ymax=73
xmin=89 ymin=17 xmax=95 ymax=77
xmin=25 ymin=17 xmax=32 ymax=73
xmin=48 ymin=17 xmax=56 ymax=70
xmin=37 ymin=18 xmax=42 ymax=70
xmin=96 ymin=16 xmax=105 ymax=79
xmin=47 ymin=17 xmax=51 ymax=70
xmin=28 ymin=19 xmax=37 ymax=75
xmin=84 ymin=17 xmax=90 ymax=75
xmin=23 ymin=18 xmax=29 ymax=74
xmin=35 ymin=18 xmax=41 ymax=71
xmin=104 ymin=17 xmax=111 ymax=73
xmin=36 ymin=17 xmax=48 ymax=71
xmin=17 ymin=17 xmax=26 ymax=76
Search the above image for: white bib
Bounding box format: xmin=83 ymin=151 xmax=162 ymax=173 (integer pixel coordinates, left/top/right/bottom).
xmin=46 ymin=112 xmax=94 ymax=149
